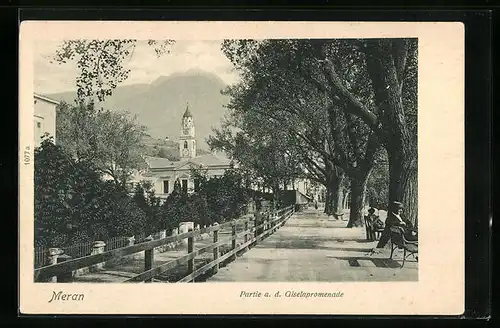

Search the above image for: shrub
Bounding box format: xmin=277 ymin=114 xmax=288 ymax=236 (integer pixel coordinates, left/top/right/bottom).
xmin=191 ymin=168 xmax=250 ymax=224
xmin=34 ymin=138 xmax=147 ymax=247
xmin=132 ymin=180 xmax=163 ymax=235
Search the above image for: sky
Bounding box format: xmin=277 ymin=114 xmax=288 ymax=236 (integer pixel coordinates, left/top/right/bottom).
xmin=34 ymin=40 xmax=240 ymax=94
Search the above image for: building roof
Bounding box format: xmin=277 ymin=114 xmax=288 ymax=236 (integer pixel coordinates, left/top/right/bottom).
xmin=182 ymin=103 xmax=193 ymax=118
xmin=188 ymin=154 xmax=232 ymax=167
xmin=145 ymin=153 xmax=233 ymax=170
xmin=34 ymin=93 xmax=60 ymax=105
xmin=145 ymin=156 xmax=177 ymax=169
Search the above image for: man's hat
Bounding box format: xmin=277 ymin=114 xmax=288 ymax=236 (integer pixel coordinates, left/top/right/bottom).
xmin=391 ymin=201 xmax=404 ymax=210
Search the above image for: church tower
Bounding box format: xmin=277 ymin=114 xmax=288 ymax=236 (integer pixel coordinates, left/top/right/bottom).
xmin=179 ymin=102 xmax=196 ymax=160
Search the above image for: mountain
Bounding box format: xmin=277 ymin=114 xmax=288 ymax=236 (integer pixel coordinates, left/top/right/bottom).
xmin=46 ymin=69 xmax=231 ymax=150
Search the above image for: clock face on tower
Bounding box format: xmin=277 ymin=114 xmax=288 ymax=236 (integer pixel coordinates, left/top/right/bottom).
xmin=183 ymin=127 xmax=190 ymax=135
xmin=182 ymin=148 xmax=189 ymax=157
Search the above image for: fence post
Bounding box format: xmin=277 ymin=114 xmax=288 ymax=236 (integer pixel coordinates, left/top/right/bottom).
xmin=144 ymin=236 xmax=154 ymax=283
xmin=180 ymin=222 xmax=194 ymax=246
xmin=56 ymin=254 xmax=73 ymax=282
xmin=254 ymin=213 xmax=258 ymax=245
xmin=230 ymin=222 xmax=237 ymax=261
xmin=171 ymin=228 xmax=179 ymax=249
xmin=47 ymin=248 xmax=63 ymax=282
xmin=212 ymin=223 xmax=219 ymax=275
xmin=187 ymin=228 xmax=194 ymax=279
xmin=273 ymin=212 xmax=278 ymax=233
xmin=90 ymin=241 xmax=106 ymax=272
xmin=244 ymin=220 xmax=249 ymax=252
xmin=159 ymin=230 xmax=167 ymax=252
xmin=282 ymin=207 xmax=289 ymax=227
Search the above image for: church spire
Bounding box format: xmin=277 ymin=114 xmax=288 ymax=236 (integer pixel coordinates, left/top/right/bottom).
xmin=183 ymin=101 xmax=193 ymax=118
xmin=180 ymin=101 xmax=196 ymax=160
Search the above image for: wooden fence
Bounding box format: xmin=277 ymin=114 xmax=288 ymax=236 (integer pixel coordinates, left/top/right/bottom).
xmin=34 ymin=205 xmax=294 ymax=283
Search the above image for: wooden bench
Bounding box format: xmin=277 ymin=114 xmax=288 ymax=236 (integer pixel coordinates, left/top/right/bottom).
xmin=388 ymin=226 xmax=418 ymax=268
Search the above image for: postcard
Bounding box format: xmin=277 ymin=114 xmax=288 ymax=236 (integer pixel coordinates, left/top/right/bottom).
xmin=19 ymin=20 xmax=464 ymax=315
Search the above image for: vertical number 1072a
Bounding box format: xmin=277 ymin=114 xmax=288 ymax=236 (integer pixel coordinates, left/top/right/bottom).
xmin=24 ymin=146 xmax=31 ymax=165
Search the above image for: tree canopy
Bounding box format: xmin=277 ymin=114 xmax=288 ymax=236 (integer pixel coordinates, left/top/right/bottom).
xmin=55 ymin=101 xmax=148 ymax=187
xmin=210 ymin=38 xmax=418 ymax=225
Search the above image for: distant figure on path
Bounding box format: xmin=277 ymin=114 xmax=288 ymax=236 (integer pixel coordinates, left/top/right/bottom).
xmin=373 ymin=201 xmax=417 ymax=250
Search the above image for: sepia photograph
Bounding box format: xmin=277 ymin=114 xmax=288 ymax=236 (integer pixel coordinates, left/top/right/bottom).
xmin=32 ymin=37 xmax=418 ymax=284
xmin=19 ymin=21 xmax=464 ymax=315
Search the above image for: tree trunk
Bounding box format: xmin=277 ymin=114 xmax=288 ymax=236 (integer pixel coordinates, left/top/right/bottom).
xmin=331 ymin=172 xmax=345 ymax=219
xmin=343 ymin=191 xmax=350 ymax=209
xmin=272 ymin=181 xmax=280 ymax=206
xmin=323 ymin=165 xmax=344 ymax=217
xmin=346 ymin=173 xmax=369 ymax=228
xmin=403 ymin=167 xmax=418 ymax=226
xmin=388 ymin=150 xmax=418 ymax=226
xmin=335 ymin=186 xmax=344 ymax=215
xmin=365 ymin=39 xmax=418 ymax=228
xmin=324 ymin=186 xmax=333 ymax=215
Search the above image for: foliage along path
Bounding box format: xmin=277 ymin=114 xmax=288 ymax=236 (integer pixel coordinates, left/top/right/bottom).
xmin=207 ymin=209 xmax=418 ymax=282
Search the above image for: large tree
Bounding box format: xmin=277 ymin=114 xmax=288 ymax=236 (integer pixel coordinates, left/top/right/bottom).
xmin=219 ymin=38 xmax=418 ymax=225
xmin=307 ymin=39 xmax=418 ymax=224
xmin=56 ymin=101 xmax=148 ymax=187
xmin=217 ymin=39 xmax=383 ymax=226
xmin=215 ymin=40 xmax=345 ymax=215
xmin=208 ymin=111 xmax=305 ymax=205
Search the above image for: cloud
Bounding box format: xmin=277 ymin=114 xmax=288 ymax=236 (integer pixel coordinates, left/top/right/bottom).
xmin=125 ymin=40 xmax=240 ymax=85
xmin=33 ymin=39 xmax=240 ymax=94
xmin=34 ymin=40 xmax=79 ymax=94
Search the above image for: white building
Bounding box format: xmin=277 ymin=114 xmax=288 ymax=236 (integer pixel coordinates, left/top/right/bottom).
xmin=33 ymin=93 xmax=59 ymax=147
xmin=131 ymin=104 xmax=234 ymax=200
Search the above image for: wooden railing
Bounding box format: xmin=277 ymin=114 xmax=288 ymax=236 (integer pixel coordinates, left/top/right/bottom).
xmin=34 ymin=205 xmax=295 ymax=283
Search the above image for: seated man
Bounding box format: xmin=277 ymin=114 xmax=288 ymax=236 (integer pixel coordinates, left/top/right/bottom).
xmin=373 ymin=201 xmax=417 ymax=251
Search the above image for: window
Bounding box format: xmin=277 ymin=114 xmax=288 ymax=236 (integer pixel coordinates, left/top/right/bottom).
xmin=34 ymin=118 xmax=43 ymax=144
xmin=184 ymin=141 xmax=188 ymax=149
xmin=194 ymin=179 xmax=200 ymax=192
xmin=163 ymin=180 xmax=169 ymax=194
xmin=181 ymin=179 xmax=188 ymax=193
